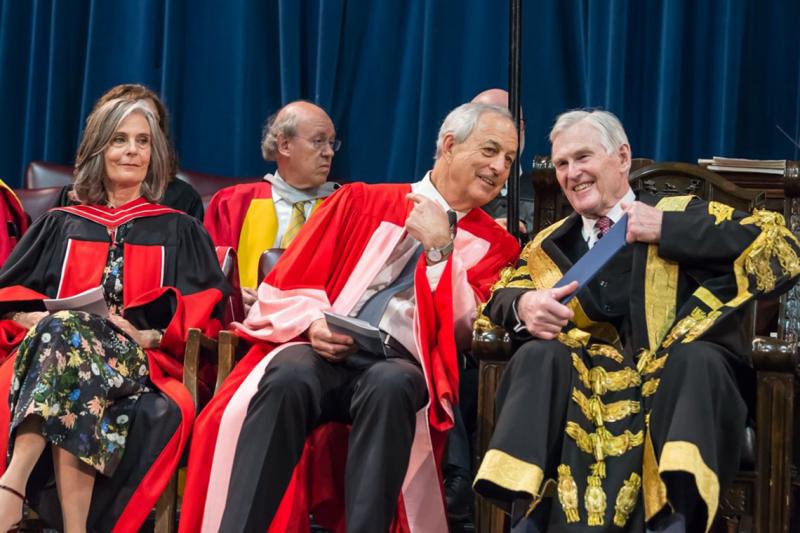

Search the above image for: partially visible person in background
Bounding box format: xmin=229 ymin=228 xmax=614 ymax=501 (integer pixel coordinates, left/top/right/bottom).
xmin=0 ymin=180 xmax=27 ymax=267
xmin=55 ymin=83 xmax=205 ymax=221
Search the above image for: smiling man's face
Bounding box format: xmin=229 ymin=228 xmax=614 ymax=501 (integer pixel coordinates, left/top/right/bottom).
xmin=551 ymin=120 xmax=631 ymax=218
xmin=439 ymin=111 xmax=518 ymax=211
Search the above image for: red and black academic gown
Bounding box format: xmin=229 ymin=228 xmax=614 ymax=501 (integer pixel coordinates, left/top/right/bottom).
xmin=0 ymin=180 xmax=28 ymax=268
xmin=0 ymin=198 xmax=228 ymax=532
xmin=180 ymin=182 xmax=520 ymax=533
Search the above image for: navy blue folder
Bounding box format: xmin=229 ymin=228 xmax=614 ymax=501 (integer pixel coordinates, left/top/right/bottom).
xmin=554 ymin=214 xmax=629 ymax=304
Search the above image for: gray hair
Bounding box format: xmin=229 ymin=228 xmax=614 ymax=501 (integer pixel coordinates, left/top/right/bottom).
xmin=549 ymin=109 xmax=629 ymax=154
xmin=435 ymin=102 xmax=514 ymax=159
xmin=261 ymin=107 xmax=301 ymax=161
xmin=74 ymin=99 xmax=170 ymax=205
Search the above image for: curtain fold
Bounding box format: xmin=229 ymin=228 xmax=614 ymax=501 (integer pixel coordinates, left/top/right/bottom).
xmin=0 ymin=0 xmax=798 ymax=188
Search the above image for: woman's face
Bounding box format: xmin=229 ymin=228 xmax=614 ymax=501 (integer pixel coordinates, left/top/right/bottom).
xmin=104 ymin=111 xmax=151 ymax=191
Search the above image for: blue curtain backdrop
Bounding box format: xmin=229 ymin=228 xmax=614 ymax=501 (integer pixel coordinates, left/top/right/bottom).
xmin=1 ymin=0 xmax=799 ymax=188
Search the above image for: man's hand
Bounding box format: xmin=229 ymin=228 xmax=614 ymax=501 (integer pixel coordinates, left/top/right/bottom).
xmin=12 ymin=311 xmax=48 ymax=330
xmin=516 ymin=281 xmax=578 ymax=339
xmin=307 ymin=318 xmax=356 ymax=362
xmin=108 ymin=314 xmax=161 ymax=349
xmin=622 ymin=201 xmax=662 ymax=244
xmin=241 ymin=287 xmax=257 ymax=314
xmin=404 ymin=193 xmax=451 ymax=250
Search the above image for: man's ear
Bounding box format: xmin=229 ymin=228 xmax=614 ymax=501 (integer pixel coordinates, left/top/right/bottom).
xmin=618 ymin=143 xmax=632 ymax=173
xmin=277 ymin=133 xmax=292 ymax=157
xmin=442 ymin=133 xmax=457 ymax=162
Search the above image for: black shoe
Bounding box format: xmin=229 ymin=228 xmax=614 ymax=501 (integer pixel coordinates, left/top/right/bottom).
xmin=445 ymin=465 xmax=473 ymax=524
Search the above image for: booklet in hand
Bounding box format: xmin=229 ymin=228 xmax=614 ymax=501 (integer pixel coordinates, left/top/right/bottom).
xmin=43 ymin=286 xmax=109 ymax=318
xmin=554 ymin=214 xmax=629 ymax=304
xmin=323 ymin=311 xmax=387 ymax=358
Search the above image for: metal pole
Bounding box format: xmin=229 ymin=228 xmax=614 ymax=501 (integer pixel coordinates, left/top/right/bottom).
xmin=507 ymin=0 xmax=522 ymax=240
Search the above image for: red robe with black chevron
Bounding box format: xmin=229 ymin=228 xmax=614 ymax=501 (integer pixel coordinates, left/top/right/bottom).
xmin=179 ymin=182 xmax=520 ymax=532
xmin=0 ymin=198 xmax=228 ymax=532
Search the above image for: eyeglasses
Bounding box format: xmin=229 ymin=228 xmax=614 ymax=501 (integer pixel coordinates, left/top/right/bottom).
xmin=301 ymin=137 xmax=342 ymax=152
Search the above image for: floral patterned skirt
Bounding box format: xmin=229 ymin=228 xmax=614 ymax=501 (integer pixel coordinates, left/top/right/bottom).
xmin=8 ymin=310 xmax=150 ymax=477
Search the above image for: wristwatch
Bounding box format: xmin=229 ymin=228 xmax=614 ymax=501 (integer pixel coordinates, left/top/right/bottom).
xmin=426 ymin=210 xmax=458 ymax=264
xmin=426 ymin=238 xmax=454 ymax=264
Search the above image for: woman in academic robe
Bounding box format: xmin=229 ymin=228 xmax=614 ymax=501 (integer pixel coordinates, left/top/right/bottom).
xmin=0 ymin=97 xmax=227 ymax=532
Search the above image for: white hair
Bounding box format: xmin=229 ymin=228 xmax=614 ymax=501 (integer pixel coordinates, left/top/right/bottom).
xmin=260 ymin=107 xmax=301 ymax=161
xmin=435 ymin=102 xmax=514 ymax=159
xmin=549 ymin=109 xmax=630 ymax=153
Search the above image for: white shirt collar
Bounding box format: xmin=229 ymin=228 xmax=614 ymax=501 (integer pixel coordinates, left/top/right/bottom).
xmin=411 ymin=171 xmax=469 ymax=221
xmin=266 ymin=171 xmax=287 ymax=204
xmin=581 ymin=187 xmax=635 ymax=242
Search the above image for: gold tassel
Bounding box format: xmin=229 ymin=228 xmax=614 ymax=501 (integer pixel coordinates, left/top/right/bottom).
xmin=557 ymin=464 xmax=580 ymax=523
xmin=614 ymin=472 xmax=642 ymax=527
xmin=585 ymin=475 xmax=607 ymax=526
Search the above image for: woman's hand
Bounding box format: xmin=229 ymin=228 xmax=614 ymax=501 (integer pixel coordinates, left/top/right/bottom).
xmin=108 ymin=314 xmax=162 ymax=349
xmin=11 ymin=311 xmax=48 ymax=330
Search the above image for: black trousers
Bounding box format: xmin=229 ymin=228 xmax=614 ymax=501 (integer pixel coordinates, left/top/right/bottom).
xmin=219 ymin=344 xmax=428 ymax=533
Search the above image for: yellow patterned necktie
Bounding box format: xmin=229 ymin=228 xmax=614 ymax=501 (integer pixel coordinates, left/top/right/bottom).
xmin=280 ymin=200 xmax=307 ymax=248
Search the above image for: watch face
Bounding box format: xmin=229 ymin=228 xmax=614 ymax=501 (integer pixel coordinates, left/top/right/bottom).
xmin=427 ymin=249 xmax=442 ymax=262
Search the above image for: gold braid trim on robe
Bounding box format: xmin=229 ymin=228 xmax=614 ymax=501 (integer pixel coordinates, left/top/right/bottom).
xmin=473 ymin=449 xmax=549 ymax=518
xmin=642 ymin=426 xmax=669 ymax=523
xmin=739 ymin=209 xmax=800 ymax=293
xmin=572 ymin=388 xmax=641 ymax=425
xmin=566 ymin=422 xmax=644 ymax=461
xmin=708 ymin=201 xmax=734 ymax=224
xmin=643 ymin=196 xmax=693 ymax=351
xmin=573 ymin=354 xmax=642 ymax=395
xmin=658 ymin=441 xmax=720 ymax=533
xmin=558 ymin=328 xmax=591 ymax=349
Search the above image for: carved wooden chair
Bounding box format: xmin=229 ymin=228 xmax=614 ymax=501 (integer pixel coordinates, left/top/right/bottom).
xmin=473 ymin=160 xmax=800 ymax=533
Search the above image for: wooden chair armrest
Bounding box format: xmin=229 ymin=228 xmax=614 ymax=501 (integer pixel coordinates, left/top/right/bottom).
xmin=216 ymin=330 xmax=240 ymax=393
xmin=183 ymin=328 xmax=220 ymax=408
xmin=751 ymin=336 xmax=798 ymax=373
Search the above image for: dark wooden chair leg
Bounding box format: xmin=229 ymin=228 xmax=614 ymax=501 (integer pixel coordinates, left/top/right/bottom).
xmin=754 ymin=370 xmax=794 ymax=533
xmin=154 ymin=472 xmax=177 ymax=533
xmin=475 ymin=359 xmax=509 ymax=533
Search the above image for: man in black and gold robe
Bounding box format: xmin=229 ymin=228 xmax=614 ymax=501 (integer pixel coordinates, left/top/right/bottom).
xmin=473 ymin=109 xmax=800 ymax=532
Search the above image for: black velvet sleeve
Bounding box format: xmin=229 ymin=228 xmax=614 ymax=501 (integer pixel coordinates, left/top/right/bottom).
xmin=658 ymin=198 xmax=760 ymax=272
xmin=174 ymin=216 xmax=229 ymax=322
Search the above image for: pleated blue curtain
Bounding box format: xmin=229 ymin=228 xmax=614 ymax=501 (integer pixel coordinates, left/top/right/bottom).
xmin=0 ymin=0 xmax=798 ymax=188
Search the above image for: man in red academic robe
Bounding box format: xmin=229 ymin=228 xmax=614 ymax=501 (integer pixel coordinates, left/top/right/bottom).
xmin=180 ymin=102 xmax=521 ymax=532
xmin=204 ymin=101 xmax=339 ymax=310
